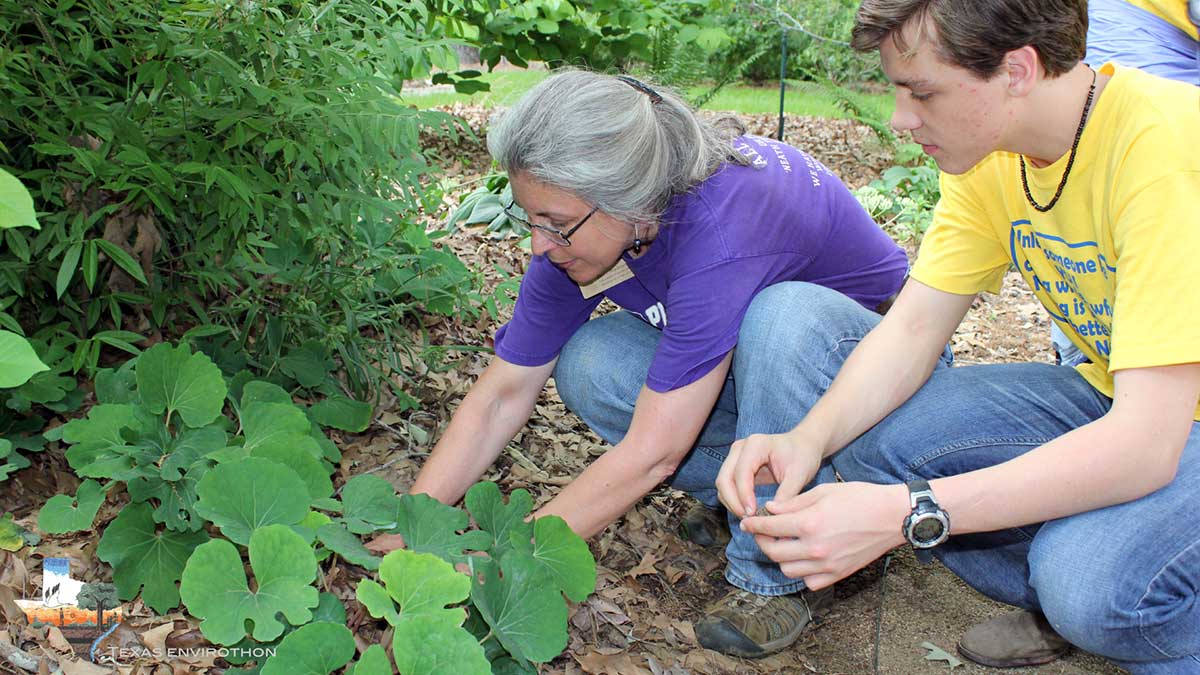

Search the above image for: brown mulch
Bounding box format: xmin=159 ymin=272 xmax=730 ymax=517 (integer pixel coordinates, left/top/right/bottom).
xmin=0 ymin=106 xmax=1126 ymax=675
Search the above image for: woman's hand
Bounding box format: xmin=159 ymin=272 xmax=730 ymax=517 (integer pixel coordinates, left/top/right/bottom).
xmin=716 ymin=429 xmax=825 ymax=519
xmin=364 ymin=533 xmax=406 ymax=554
xmin=740 ymin=482 xmax=909 ymax=590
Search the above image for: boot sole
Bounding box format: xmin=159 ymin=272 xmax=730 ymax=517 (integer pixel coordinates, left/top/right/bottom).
xmin=956 ymin=642 xmax=1069 ymax=668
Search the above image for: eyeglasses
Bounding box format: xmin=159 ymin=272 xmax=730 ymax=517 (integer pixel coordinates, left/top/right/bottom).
xmin=503 ymin=200 xmax=599 ymax=247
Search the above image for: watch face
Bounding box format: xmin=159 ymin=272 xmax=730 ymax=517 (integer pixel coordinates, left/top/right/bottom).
xmin=912 ymin=516 xmax=945 ymax=543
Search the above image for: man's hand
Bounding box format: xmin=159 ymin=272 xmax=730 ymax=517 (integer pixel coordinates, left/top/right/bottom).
xmin=739 ymin=482 xmax=909 ymax=590
xmin=365 ymin=533 xmax=406 ymax=554
xmin=716 ymin=429 xmax=824 ymax=519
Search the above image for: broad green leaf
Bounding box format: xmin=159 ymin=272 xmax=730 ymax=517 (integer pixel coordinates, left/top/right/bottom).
xmin=38 ymin=480 xmax=106 ymax=534
xmin=96 ymin=502 xmax=209 ymax=612
xmin=465 ymin=481 xmax=532 ymax=560
xmin=392 ymin=616 xmax=490 ymax=675
xmin=160 ymin=425 xmax=226 ymax=480
xmin=395 ymin=493 xmax=491 ymax=564
xmin=340 ymin=474 xmax=401 ymax=534
xmin=260 ymin=622 xmax=355 ymax=675
xmin=240 ymin=381 xmax=293 ymax=408
xmin=0 ymin=331 xmax=49 ymax=388
xmin=95 ymin=362 xmax=139 ymax=404
xmin=470 ymin=552 xmax=567 ymax=663
xmin=62 ymin=404 xmax=143 ymax=479
xmin=137 ymin=343 xmax=226 ymax=427
xmin=355 ymin=579 xmax=400 ymax=625
xmin=278 ymin=342 xmax=333 ymax=388
xmin=195 ymin=457 xmax=310 ymax=545
xmin=309 ymin=396 xmax=372 ymax=432
xmin=532 ymin=516 xmax=596 ymax=602
xmin=240 ymin=402 xmax=310 ymax=453
xmin=222 ymin=592 xmax=346 ymax=667
xmin=293 ymin=510 xmax=333 ymax=543
xmin=316 ymin=523 xmax=380 ymax=571
xmin=347 ymin=645 xmax=392 ymax=675
xmin=127 ymin=459 xmax=210 ymax=532
xmin=0 ymin=513 xmax=24 ymax=551
xmin=241 ymin=402 xmax=331 ymax=501
xmin=250 ymin=441 xmax=333 ymax=502
xmin=377 ymin=550 xmax=469 ymax=627
xmin=180 ymin=524 xmax=319 ymax=645
xmin=0 ymin=168 xmax=39 ymax=230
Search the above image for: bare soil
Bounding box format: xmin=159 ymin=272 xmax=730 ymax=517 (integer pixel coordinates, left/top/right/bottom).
xmin=0 ymin=106 xmax=1126 ymax=675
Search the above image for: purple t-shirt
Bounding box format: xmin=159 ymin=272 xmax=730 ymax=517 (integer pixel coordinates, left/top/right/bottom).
xmin=494 ymin=135 xmax=907 ymax=392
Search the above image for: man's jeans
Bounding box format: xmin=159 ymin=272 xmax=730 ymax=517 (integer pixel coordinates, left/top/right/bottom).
xmin=830 ymin=357 xmax=1200 ymax=674
xmin=552 ymin=282 xmax=950 ymax=595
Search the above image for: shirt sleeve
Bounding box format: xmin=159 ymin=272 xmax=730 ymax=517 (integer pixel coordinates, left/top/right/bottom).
xmin=1108 ymin=169 xmax=1200 ymax=372
xmin=644 ymin=255 xmax=794 ymax=392
xmin=909 ymin=169 xmax=1012 ymax=295
xmin=494 ymin=256 xmax=602 ymax=366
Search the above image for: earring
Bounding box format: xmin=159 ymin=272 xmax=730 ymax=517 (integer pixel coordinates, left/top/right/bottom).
xmin=632 ymin=224 xmax=643 ymax=254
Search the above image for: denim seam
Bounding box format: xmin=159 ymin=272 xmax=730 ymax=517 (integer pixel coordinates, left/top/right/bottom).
xmin=724 ymin=567 xmax=808 ymax=596
xmin=905 ymin=436 xmax=1054 ymax=473
xmin=1134 ymin=537 xmax=1200 ymax=660
xmin=694 ymin=445 xmax=728 ymax=463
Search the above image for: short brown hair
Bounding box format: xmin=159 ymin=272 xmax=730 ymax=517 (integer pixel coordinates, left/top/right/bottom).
xmin=851 ymin=0 xmax=1087 ymax=79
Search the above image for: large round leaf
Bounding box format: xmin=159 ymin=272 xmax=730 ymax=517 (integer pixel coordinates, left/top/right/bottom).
xmin=260 ymin=622 xmax=355 ymax=675
xmin=195 ymin=457 xmax=309 ymax=545
xmin=136 ymin=343 xmax=226 ymax=427
xmin=179 ymin=524 xmax=318 ymax=645
xmin=97 ymin=502 xmax=209 ymax=612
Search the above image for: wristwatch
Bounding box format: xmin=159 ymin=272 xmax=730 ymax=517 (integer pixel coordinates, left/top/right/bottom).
xmin=902 ymin=479 xmax=950 ymax=563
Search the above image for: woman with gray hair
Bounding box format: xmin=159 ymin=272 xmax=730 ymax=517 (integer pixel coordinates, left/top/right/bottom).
xmin=370 ymin=70 xmax=922 ymax=658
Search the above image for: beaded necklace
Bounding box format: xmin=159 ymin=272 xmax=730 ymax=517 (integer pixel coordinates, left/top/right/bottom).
xmin=1019 ymin=69 xmax=1097 ymax=213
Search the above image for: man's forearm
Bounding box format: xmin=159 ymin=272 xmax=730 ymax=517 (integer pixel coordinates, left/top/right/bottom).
xmin=798 ymin=318 xmax=946 ymax=458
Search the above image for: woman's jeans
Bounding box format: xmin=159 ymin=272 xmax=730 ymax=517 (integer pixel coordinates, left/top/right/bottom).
xmin=552 ymin=281 xmax=1200 ymax=673
xmin=553 ymin=282 xmax=944 ymax=594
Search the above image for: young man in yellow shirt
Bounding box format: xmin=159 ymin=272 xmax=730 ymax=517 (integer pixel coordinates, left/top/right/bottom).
xmin=716 ymin=0 xmax=1200 ymax=671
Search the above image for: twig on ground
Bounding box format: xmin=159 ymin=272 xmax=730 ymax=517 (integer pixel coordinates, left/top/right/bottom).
xmin=0 ymin=639 xmax=62 ymax=675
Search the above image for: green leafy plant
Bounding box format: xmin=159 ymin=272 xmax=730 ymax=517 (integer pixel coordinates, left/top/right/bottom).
xmin=0 ymin=168 xmax=71 ymax=481
xmin=37 ymin=342 xmax=349 ymax=609
xmin=1 ymin=0 xmax=482 ymax=401
xmin=854 ymin=144 xmax=941 ymax=242
xmin=354 ymin=481 xmax=597 ymax=675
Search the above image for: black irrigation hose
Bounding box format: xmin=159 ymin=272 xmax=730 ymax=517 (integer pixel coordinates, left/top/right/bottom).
xmin=873 ymin=553 xmax=894 ymax=675
xmin=777 ymin=29 xmax=788 ymax=141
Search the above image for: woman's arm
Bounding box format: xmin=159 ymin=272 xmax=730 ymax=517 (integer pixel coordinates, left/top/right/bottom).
xmin=408 ymin=356 xmax=558 ymax=504
xmin=533 ymin=352 xmax=734 ymax=538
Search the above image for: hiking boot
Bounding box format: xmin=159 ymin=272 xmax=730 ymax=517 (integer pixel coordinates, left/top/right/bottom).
xmin=957 ymin=610 xmax=1070 ymax=668
xmin=678 ymin=503 xmax=730 ymax=550
xmin=694 ymin=587 xmax=833 ymax=658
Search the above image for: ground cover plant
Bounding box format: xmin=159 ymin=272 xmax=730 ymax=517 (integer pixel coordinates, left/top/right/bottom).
xmin=17 ymin=340 xmax=596 ymax=674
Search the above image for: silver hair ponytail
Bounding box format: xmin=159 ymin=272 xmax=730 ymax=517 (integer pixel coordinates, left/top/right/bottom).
xmin=486 ymin=69 xmax=748 ymax=224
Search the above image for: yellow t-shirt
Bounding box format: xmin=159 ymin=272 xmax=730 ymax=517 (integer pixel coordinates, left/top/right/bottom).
xmin=911 ymin=64 xmax=1200 ymax=417
xmin=1127 ymin=0 xmax=1199 ymax=40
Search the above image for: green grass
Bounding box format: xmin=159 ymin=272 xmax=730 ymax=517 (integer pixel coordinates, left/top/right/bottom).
xmin=402 ymin=70 xmax=894 ymax=126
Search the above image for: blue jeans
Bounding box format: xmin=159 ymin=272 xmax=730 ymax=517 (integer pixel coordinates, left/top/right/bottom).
xmin=1086 ymin=0 xmax=1199 ymax=86
xmin=831 ymin=362 xmax=1200 ymax=674
xmin=552 ymin=281 xmax=949 ymax=595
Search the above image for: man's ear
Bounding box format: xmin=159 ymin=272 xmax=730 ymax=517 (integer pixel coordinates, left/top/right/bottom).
xmin=1004 ymin=45 xmax=1041 ymax=97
